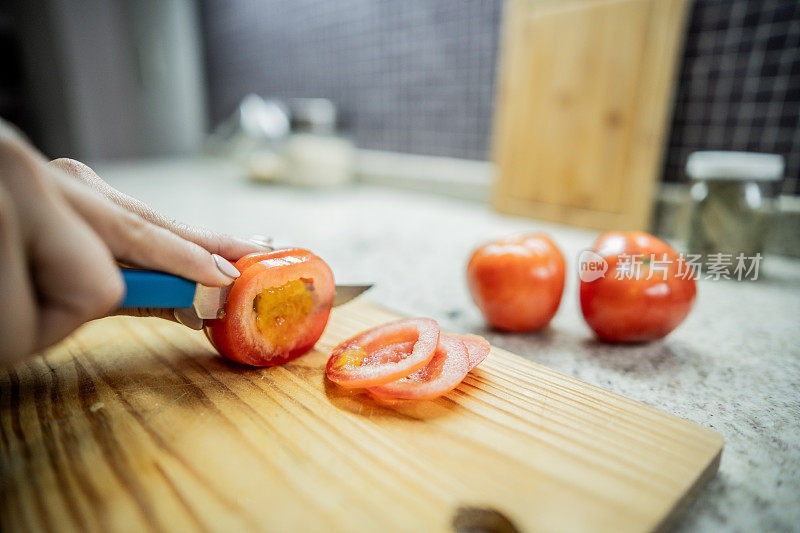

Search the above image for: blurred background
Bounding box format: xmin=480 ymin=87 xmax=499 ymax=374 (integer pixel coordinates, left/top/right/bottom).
xmin=2 ymin=0 xmax=799 ymax=255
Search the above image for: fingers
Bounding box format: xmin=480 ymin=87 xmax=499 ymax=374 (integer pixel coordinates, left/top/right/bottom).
xmin=33 ymin=235 xmax=124 ymax=350
xmin=0 ymin=183 xmax=37 ymax=363
xmin=48 ymin=169 xmax=241 ymax=287
xmin=0 ymin=122 xmax=269 ymax=364
xmin=0 ymin=123 xmax=210 ymax=361
xmin=49 ymin=158 xmax=269 ymax=260
xmin=0 ymin=131 xmax=124 ymax=353
xmin=26 ymin=191 xmax=124 ymax=349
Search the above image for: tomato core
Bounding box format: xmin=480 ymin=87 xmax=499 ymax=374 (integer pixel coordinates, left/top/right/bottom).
xmin=253 ymin=279 xmax=313 ymax=347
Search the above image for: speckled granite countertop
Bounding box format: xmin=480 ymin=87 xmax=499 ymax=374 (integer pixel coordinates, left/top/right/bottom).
xmin=98 ymin=158 xmax=800 ymax=532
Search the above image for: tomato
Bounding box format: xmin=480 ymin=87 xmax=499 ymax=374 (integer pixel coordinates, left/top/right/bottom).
xmin=367 ymin=334 xmax=469 ymax=401
xmin=457 ymin=334 xmax=490 ymax=371
xmin=205 ymin=249 xmax=334 ymax=366
xmin=467 ymin=234 xmax=566 ymax=331
xmin=580 ymin=231 xmax=697 ymax=343
xmin=326 ymin=318 xmax=439 ymax=388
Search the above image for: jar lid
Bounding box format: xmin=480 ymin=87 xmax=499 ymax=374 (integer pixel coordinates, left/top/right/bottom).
xmin=686 ymin=151 xmax=784 ymax=181
xmin=289 ymin=98 xmax=337 ymax=134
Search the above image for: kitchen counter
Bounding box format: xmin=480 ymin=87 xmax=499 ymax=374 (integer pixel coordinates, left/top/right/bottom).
xmin=96 ymin=157 xmax=800 ymax=532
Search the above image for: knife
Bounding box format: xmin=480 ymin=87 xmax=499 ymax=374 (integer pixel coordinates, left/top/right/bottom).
xmin=118 ymin=268 xmax=372 ymax=327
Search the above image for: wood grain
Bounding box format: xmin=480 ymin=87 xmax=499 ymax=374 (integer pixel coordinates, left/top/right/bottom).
xmin=1 ymin=299 xmax=722 ymax=533
xmin=491 ymin=0 xmax=690 ymax=231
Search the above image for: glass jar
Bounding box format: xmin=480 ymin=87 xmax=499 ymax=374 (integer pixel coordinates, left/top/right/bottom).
xmin=282 ymin=98 xmax=355 ymax=187
xmin=686 ymin=151 xmax=783 ymax=262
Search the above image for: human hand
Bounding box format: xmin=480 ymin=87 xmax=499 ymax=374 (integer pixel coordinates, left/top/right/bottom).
xmin=48 ymin=157 xmax=273 ymax=328
xmin=0 ymin=120 xmax=268 ymax=364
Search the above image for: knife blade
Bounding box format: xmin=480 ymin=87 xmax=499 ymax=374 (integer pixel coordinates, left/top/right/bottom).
xmin=332 ymin=284 xmax=373 ymax=307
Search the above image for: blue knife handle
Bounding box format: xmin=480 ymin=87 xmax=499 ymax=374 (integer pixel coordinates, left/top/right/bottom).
xmin=119 ymin=268 xmax=196 ymax=309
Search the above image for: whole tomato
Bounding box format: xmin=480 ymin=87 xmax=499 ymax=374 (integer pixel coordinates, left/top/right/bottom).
xmin=580 ymin=231 xmax=696 ymax=343
xmin=467 ymin=234 xmax=565 ymax=332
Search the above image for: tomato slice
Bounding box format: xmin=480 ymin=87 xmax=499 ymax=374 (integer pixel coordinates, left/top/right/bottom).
xmin=457 ymin=334 xmax=490 ymax=371
xmin=326 ymin=318 xmax=439 ymax=388
xmin=366 ymin=334 xmax=470 ymax=400
xmin=205 ymin=249 xmax=334 ymax=366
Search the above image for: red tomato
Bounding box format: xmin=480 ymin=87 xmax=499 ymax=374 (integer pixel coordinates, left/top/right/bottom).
xmin=467 ymin=234 xmax=566 ymax=332
xmin=367 ymin=334 xmax=470 ymax=401
xmin=580 ymin=231 xmax=697 ymax=343
xmin=205 ymin=249 xmax=334 ymax=366
xmin=457 ymin=334 xmax=490 ymax=371
xmin=326 ymin=318 xmax=439 ymax=388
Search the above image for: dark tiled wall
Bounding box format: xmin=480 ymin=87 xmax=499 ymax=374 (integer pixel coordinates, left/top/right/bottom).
xmin=201 ymin=0 xmax=501 ymax=161
xmin=665 ymin=0 xmax=800 ymax=195
xmin=201 ymin=0 xmax=800 ymax=195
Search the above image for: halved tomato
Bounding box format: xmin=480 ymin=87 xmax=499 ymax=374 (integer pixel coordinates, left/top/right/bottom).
xmin=205 ymin=249 xmax=334 ymax=366
xmin=366 ymin=334 xmax=470 ymax=400
xmin=326 ymin=318 xmax=439 ymax=388
xmin=457 ymin=334 xmax=490 ymax=371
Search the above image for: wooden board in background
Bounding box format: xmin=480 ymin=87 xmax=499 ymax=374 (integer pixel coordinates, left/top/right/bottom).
xmin=1 ymin=299 xmax=722 ymax=532
xmin=491 ymin=0 xmax=691 ymax=231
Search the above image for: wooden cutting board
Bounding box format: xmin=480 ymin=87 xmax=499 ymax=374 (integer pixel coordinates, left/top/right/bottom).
xmin=1 ymin=299 xmax=722 ymax=533
xmin=491 ymin=0 xmax=690 ymax=231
